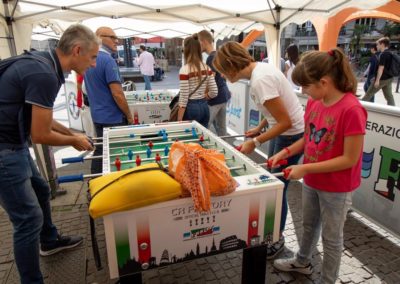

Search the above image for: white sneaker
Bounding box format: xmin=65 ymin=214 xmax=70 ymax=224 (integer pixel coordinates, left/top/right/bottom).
xmin=273 ymin=257 xmax=313 ymax=275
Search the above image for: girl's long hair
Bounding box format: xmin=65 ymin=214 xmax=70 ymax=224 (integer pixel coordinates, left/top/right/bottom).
xmin=183 ymin=34 xmax=205 ymax=82
xmin=292 ymin=48 xmax=357 ymax=94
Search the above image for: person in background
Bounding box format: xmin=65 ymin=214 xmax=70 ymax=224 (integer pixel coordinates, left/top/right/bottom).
xmin=262 ymin=56 xmax=286 ymax=73
xmin=0 ymin=24 xmax=97 ymax=284
xmin=84 ymin=26 xmax=133 ymax=175
xmin=213 ymin=41 xmax=304 ymax=260
xmin=271 ymin=48 xmax=367 ymax=284
xmin=138 ymin=45 xmax=155 ymax=90
xmin=284 ymin=44 xmax=301 ymax=91
xmin=178 ymin=34 xmax=218 ymax=127
xmin=362 ymin=37 xmax=395 ymax=105
xmin=198 ymin=29 xmax=231 ymax=136
xmin=363 ymin=46 xmax=380 ymax=102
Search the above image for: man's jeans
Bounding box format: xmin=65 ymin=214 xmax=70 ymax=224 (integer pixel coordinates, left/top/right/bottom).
xmin=92 ymin=121 xmax=127 ymax=174
xmin=208 ymin=103 xmax=227 ymax=136
xmin=362 ymin=78 xmax=394 ymax=106
xmin=268 ymin=133 xmax=303 ymax=233
xmin=0 ymin=147 xmax=58 ymax=284
xmin=143 ymin=75 xmax=152 ymax=90
xmin=296 ymin=184 xmax=352 ymax=284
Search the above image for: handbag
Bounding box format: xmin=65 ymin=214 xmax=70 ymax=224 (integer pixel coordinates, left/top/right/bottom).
xmin=169 ymin=73 xmax=208 ymax=121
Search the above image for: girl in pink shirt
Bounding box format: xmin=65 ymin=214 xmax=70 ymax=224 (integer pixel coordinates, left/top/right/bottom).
xmin=271 ymin=48 xmax=367 ymax=284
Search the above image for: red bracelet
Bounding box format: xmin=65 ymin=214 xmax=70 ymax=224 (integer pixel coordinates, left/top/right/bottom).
xmin=284 ymin=147 xmax=291 ymax=156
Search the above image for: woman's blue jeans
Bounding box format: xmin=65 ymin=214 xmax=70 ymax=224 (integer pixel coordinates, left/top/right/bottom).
xmin=268 ymin=133 xmax=304 ymax=233
xmin=183 ymin=99 xmax=210 ymax=128
xmin=0 ymin=147 xmax=58 ymax=284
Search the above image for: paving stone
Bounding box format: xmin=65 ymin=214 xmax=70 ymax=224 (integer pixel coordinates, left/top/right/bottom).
xmin=144 ymin=269 xmax=159 ymax=279
xmin=206 ymin=257 xmax=218 ymax=265
xmin=383 ymin=271 xmax=400 ymax=284
xmin=210 ymin=263 xmax=222 ymax=273
xmin=229 ymin=275 xmax=240 ymax=284
xmin=218 ymin=277 xmax=231 ymax=284
xmin=173 ymin=266 xmax=188 ymax=278
xmin=196 ymin=258 xmax=208 ymax=265
xmin=160 ymin=275 xmax=176 ymax=284
xmin=215 ymin=254 xmax=227 ymax=261
xmin=377 ymin=264 xmax=393 ymax=275
xmin=225 ymin=268 xmax=237 ymax=279
xmin=221 ymin=261 xmax=232 ymax=270
xmin=198 ymin=263 xmax=211 ymax=271
xmin=188 ymin=269 xmax=203 ymax=280
xmin=354 ymin=268 xmax=372 ymax=279
xmin=279 ymin=272 xmax=295 ymax=282
xmin=204 ymin=271 xmax=216 ymax=281
xmin=214 ymin=269 xmax=227 ymax=280
xmin=229 ymin=258 xmax=241 ymax=268
xmin=338 ymin=275 xmax=353 ymax=283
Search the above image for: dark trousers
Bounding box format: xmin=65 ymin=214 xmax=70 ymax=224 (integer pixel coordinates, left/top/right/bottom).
xmin=91 ymin=121 xmax=127 ymax=174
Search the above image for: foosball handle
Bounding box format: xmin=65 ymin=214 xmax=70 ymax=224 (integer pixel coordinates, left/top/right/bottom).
xmin=283 ymin=168 xmax=292 ymax=179
xmin=62 ymin=157 xmax=84 ymax=164
xmin=266 ymin=159 xmax=288 ymax=168
xmin=58 ymin=174 xmax=84 ymax=183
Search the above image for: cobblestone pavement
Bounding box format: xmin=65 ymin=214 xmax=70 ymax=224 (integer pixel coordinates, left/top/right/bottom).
xmin=1 ymin=152 xmax=400 ymax=284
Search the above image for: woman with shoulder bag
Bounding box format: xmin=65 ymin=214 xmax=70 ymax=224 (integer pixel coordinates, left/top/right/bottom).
xmin=177 ymin=34 xmax=218 ymax=127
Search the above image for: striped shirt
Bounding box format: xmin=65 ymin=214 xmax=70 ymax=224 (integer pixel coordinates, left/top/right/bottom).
xmin=179 ymin=64 xmax=218 ymax=107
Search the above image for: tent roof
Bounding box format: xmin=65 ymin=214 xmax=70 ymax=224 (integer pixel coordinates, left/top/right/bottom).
xmin=2 ymin=0 xmax=392 ymax=40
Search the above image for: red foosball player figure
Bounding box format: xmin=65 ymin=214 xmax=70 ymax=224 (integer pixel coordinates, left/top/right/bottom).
xmin=115 ymin=157 xmax=121 ymax=171
xmin=148 ymin=140 xmax=154 ymax=149
xmin=133 ymin=112 xmax=139 ymax=125
xmin=135 ymin=155 xmax=142 ymax=166
xmin=155 ymin=153 xmax=161 ymax=162
xmin=199 ymin=135 xmax=204 ymax=142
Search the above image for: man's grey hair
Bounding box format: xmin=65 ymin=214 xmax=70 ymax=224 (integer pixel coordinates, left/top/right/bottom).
xmin=58 ymin=24 xmax=100 ymax=54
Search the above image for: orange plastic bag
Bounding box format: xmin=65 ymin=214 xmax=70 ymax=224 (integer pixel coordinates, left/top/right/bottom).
xmin=168 ymin=142 xmax=237 ymax=212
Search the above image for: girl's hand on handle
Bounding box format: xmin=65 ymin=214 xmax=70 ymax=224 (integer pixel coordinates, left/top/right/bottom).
xmin=284 ymin=165 xmax=306 ymax=180
xmin=268 ymin=151 xmax=287 ymax=168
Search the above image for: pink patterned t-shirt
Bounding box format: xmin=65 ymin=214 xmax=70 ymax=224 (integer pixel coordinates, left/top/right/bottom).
xmin=303 ymin=92 xmax=367 ymax=192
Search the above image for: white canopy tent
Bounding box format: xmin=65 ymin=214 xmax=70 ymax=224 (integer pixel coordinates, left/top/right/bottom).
xmin=0 ymin=0 xmax=392 ymax=65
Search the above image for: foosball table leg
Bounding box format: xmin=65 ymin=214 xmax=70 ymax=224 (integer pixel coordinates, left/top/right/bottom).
xmin=119 ymin=272 xmax=142 ymax=284
xmin=241 ymin=244 xmax=267 ymax=284
xmin=90 ymin=216 xmax=102 ymax=270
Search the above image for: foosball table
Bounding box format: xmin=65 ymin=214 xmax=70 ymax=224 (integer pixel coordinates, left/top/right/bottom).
xmin=59 ymin=121 xmax=284 ymax=282
xmin=124 ymin=90 xmax=179 ymax=124
xmin=99 ymin=121 xmax=284 ymax=280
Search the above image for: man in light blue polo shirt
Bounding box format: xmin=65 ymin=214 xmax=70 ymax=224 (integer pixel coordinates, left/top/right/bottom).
xmin=84 ymin=26 xmax=133 ymax=174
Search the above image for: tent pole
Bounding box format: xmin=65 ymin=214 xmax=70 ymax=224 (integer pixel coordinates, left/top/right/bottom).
xmin=2 ymin=0 xmax=17 ymax=56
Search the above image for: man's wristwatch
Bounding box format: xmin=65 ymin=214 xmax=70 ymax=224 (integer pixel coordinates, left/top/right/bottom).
xmin=253 ymin=137 xmax=261 ymax=147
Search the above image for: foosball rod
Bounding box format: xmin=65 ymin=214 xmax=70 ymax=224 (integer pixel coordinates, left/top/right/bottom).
xmin=257 ymin=159 xmax=291 ymax=179
xmin=93 ymin=132 xmax=201 ymax=146
xmin=108 ymin=137 xmax=211 ymax=151
xmin=61 ymin=142 xmax=218 ymax=164
xmin=116 ymin=152 xmax=234 ymax=166
xmin=90 ymin=128 xmax=198 ymax=141
xmin=57 ymin=163 xmax=246 ymax=184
